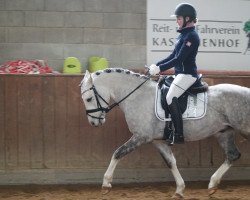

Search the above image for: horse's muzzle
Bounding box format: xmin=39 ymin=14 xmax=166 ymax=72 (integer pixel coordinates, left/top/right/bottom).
xmin=88 ymin=114 xmax=106 ymax=127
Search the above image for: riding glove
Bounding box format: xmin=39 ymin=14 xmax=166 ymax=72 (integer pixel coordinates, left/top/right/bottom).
xmin=149 ymin=64 xmax=160 ymax=75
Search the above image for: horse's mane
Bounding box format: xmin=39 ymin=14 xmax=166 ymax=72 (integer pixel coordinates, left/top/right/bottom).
xmin=92 ymin=68 xmax=149 ymax=80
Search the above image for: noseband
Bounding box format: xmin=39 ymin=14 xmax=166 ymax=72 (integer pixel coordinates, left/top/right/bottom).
xmin=83 ymin=76 xmax=149 ymax=120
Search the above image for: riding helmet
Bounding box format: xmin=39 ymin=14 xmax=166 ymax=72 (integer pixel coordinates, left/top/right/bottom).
xmin=173 ymin=3 xmax=197 ymax=21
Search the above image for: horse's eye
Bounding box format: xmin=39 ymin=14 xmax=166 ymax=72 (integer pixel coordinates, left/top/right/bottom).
xmin=86 ymin=97 xmax=92 ymax=102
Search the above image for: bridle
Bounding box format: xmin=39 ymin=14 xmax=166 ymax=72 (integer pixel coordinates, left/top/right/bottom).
xmin=83 ymin=85 xmax=111 ymax=120
xmin=82 ymin=76 xmax=150 ymax=120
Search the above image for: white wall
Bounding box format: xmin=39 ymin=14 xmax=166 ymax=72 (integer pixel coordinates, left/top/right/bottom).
xmin=147 ymin=0 xmax=250 ymax=71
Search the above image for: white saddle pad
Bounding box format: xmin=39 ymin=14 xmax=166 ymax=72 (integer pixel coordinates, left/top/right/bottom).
xmin=155 ymin=85 xmax=207 ymax=121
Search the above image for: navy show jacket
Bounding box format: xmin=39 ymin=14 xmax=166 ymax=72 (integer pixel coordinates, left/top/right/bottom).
xmin=156 ymin=26 xmax=200 ymax=77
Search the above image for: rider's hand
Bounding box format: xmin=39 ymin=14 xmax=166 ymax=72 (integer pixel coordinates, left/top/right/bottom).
xmin=149 ymin=64 xmax=160 ymax=75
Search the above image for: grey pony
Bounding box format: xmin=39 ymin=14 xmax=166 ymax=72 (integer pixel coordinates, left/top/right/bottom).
xmin=80 ymin=68 xmax=250 ymax=199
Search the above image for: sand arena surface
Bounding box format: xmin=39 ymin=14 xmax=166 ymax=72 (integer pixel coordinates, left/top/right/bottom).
xmin=0 ymin=181 xmax=249 ymax=200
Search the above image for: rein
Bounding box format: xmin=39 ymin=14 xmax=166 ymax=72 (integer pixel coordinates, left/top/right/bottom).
xmin=84 ymin=76 xmax=150 ymax=120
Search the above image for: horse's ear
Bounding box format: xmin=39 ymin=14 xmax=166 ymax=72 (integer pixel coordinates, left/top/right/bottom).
xmin=84 ymin=70 xmax=90 ymax=79
xmin=84 ymin=70 xmax=93 ymax=84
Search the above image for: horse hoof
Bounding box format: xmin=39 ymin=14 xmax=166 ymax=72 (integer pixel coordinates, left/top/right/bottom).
xmin=102 ymin=186 xmax=112 ymax=195
xmin=172 ymin=193 xmax=184 ymax=199
xmin=208 ymin=187 xmax=217 ymax=196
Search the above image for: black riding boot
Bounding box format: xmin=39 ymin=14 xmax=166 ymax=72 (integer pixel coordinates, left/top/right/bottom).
xmin=168 ymin=97 xmax=184 ymax=144
xmin=164 ymin=121 xmax=174 ymax=143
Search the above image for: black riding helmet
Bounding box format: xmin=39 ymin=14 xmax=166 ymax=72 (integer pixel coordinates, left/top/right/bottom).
xmin=172 ymin=3 xmax=197 ymax=28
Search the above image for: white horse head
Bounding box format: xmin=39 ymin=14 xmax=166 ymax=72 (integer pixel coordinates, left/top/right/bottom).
xmin=80 ymin=70 xmax=111 ymax=126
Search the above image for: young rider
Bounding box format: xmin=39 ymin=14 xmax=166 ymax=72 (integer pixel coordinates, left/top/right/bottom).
xmin=149 ymin=3 xmax=200 ymax=144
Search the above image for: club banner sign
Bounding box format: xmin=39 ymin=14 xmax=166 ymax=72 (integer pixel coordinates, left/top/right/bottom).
xmin=147 ymin=0 xmax=250 ymax=71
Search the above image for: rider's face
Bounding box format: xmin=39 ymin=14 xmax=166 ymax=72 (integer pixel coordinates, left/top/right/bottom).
xmin=176 ymin=16 xmax=184 ymax=28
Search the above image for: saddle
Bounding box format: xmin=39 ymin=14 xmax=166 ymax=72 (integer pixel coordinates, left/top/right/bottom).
xmin=155 ymin=74 xmax=208 ymax=121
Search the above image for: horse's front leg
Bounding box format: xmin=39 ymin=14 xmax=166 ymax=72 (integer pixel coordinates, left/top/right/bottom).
xmin=153 ymin=140 xmax=185 ymax=199
xmin=102 ymin=135 xmax=148 ymax=194
xmin=102 ymin=157 xmax=119 ymax=194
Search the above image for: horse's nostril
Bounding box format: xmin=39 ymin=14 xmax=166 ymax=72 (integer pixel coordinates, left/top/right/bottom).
xmin=91 ymin=122 xmax=95 ymax=126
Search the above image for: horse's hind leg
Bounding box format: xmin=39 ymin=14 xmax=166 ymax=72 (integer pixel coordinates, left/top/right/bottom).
xmin=153 ymin=140 xmax=185 ymax=199
xmin=208 ymin=127 xmax=241 ymax=196
xmin=102 ymin=135 xmax=148 ymax=194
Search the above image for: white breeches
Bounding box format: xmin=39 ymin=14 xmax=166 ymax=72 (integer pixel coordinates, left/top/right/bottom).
xmin=166 ymin=74 xmax=197 ymax=105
